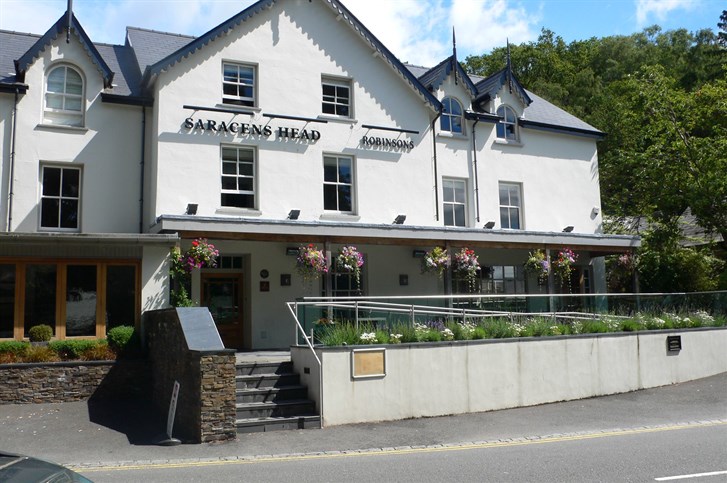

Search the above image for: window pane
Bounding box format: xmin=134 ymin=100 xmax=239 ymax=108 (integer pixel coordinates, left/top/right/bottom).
xmin=223 ymin=84 xmax=238 ymax=96
xmin=322 ymin=103 xmax=336 ymax=115
xmin=62 ymin=169 xmax=79 ymax=197
xmin=238 ymin=177 xmax=254 ymax=192
xmin=41 ymin=198 xmax=60 ymax=228
xmin=509 ymin=208 xmax=520 ymax=229
xmin=239 ymin=163 xmax=253 ymax=176
xmin=24 ymin=265 xmax=56 ymax=337
xmin=496 ymin=123 xmax=506 ymax=138
xmin=499 ymin=185 xmax=509 ymax=205
xmin=43 ymin=168 xmax=61 ymax=196
xmin=0 ymin=265 xmax=15 ymax=338
xmin=443 ymin=206 xmax=454 ymax=226
xmin=222 ymin=161 xmax=237 ymax=175
xmin=46 ymin=94 xmax=63 ymax=109
xmin=454 ymin=183 xmax=465 ymax=203
xmin=66 ymin=265 xmax=96 ymax=337
xmin=336 ymin=105 xmax=349 ymax=116
xmin=66 ymin=70 xmax=83 ymax=94
xmin=106 ymin=266 xmax=136 ymax=331
xmin=324 ymin=159 xmax=337 ymax=182
xmin=500 ymin=207 xmax=510 ymax=229
xmin=221 ymin=176 xmax=236 ymax=190
xmin=451 ymin=116 xmax=462 ymax=133
xmin=440 ymin=116 xmax=451 ymax=132
xmin=47 ymin=68 xmax=65 ymax=92
xmin=223 ymin=64 xmax=238 ymax=81
xmin=323 ymin=184 xmax=337 ymax=210
xmin=221 ymin=193 xmax=253 ymax=208
xmin=509 ymin=187 xmax=520 ymax=206
xmin=338 ymin=185 xmax=352 ymax=212
xmin=338 ymin=161 xmax=351 ymax=184
xmin=322 ymin=84 xmax=335 ymax=96
xmin=221 ymin=148 xmax=237 ymax=161
xmin=453 ymin=204 xmax=465 ymax=226
xmin=60 ymin=199 xmax=78 ymax=229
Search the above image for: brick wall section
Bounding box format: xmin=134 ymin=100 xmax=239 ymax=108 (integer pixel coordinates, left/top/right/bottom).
xmin=145 ymin=308 xmax=237 ymax=444
xmin=0 ymin=360 xmax=150 ymax=404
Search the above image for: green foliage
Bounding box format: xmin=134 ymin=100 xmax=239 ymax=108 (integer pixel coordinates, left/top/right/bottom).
xmin=0 ymin=340 xmax=30 ymax=355
xmin=23 ymin=345 xmax=59 ymax=363
xmin=317 ymin=323 xmax=360 ymax=346
xmin=170 ymin=285 xmax=194 ymax=307
xmin=48 ymin=340 xmax=99 ymax=360
xmin=28 ymin=324 xmax=53 ymax=342
xmin=107 ymin=325 xmax=141 ymax=357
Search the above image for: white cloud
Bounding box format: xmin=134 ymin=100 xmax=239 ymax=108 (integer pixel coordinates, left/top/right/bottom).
xmin=635 ymin=0 xmax=698 ymax=26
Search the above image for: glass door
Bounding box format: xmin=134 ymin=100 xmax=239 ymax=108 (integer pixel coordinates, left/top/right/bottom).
xmin=201 ymin=273 xmax=244 ymax=349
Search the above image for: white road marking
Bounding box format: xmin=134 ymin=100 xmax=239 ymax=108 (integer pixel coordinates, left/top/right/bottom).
xmin=655 ymin=470 xmax=727 ymax=481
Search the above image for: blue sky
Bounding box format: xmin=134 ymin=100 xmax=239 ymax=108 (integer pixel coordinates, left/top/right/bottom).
xmin=0 ymin=0 xmax=724 ymax=66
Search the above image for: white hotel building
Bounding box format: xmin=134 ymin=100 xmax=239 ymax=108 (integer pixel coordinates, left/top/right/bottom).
xmin=0 ymin=0 xmax=639 ymax=350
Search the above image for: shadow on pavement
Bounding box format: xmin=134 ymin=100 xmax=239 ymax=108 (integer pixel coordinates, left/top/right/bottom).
xmin=86 ymin=399 xmax=163 ymax=446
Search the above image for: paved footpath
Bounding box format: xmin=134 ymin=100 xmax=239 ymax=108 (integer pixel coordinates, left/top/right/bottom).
xmin=1 ymin=372 xmax=725 ymax=471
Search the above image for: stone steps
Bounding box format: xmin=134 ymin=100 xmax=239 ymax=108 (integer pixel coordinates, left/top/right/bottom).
xmin=235 ymin=360 xmax=320 ymax=433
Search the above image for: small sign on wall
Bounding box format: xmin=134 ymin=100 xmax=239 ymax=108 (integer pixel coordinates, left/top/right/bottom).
xmin=351 ymin=348 xmax=386 ymax=379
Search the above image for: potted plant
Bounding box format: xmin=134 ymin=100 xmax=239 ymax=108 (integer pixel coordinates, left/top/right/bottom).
xmin=552 ymin=248 xmax=578 ymax=288
xmin=296 ymin=244 xmax=328 ymax=281
xmin=453 ymin=247 xmax=481 ymax=292
xmin=524 ymin=249 xmax=549 ymax=284
xmin=422 ymin=247 xmax=450 ymax=278
xmin=336 ymin=246 xmax=364 ymax=288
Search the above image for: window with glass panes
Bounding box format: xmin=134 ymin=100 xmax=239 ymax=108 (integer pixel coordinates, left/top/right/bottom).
xmin=40 ymin=166 xmax=80 ymax=230
xmin=222 ymin=63 xmax=255 ymax=107
xmin=443 ymin=179 xmax=466 ymax=227
xmin=440 ymin=97 xmax=463 ymax=134
xmin=496 ymin=105 xmax=518 ymax=141
xmin=221 ymin=146 xmax=255 ymax=209
xmin=323 ymin=155 xmax=353 ymax=212
xmin=322 ymin=78 xmax=351 ymax=117
xmin=499 ymin=182 xmax=522 ymax=229
xmin=481 ymin=266 xmax=526 ymax=294
xmin=45 ymin=65 xmax=83 ymax=126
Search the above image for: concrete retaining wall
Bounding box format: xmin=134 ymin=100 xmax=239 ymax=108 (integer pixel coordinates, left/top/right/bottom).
xmin=292 ymin=328 xmax=727 ymax=426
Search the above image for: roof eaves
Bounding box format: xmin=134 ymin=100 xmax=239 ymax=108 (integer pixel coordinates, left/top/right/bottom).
xmin=0 ymin=82 xmax=28 ymax=94
xmin=142 ymin=0 xmax=277 ymax=89
xmin=474 ymin=68 xmax=531 ymax=106
xmin=519 ymin=119 xmax=605 ymax=139
xmin=321 ymin=0 xmax=441 ymax=112
xmin=15 ymin=12 xmax=114 ymax=88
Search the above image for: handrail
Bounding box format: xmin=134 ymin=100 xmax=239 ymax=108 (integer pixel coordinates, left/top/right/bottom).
xmin=286 ymin=302 xmax=324 ymax=428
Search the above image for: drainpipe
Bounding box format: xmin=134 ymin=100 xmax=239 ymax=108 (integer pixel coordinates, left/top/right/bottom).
xmin=431 ymin=109 xmax=442 ymax=221
xmin=139 ymin=106 xmax=146 ymax=233
xmin=7 ymin=86 xmax=20 ymax=231
xmin=471 ymin=116 xmax=480 ymax=223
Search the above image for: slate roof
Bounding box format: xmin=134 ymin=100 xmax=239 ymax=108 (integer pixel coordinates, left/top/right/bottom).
xmin=0 ymin=30 xmax=38 ymax=84
xmin=417 ymin=56 xmax=478 ymax=98
xmin=125 ymin=27 xmax=195 ymax=75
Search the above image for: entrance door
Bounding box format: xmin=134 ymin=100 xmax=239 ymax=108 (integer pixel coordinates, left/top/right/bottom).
xmin=201 ymin=273 xmax=244 ymax=349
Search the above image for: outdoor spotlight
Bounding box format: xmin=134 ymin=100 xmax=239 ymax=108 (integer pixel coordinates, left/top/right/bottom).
xmin=288 ymin=209 xmax=300 ymax=220
xmin=563 ymin=226 xmax=574 ymax=232
xmin=394 ymin=214 xmax=407 ymax=224
xmin=185 ymin=203 xmax=198 ymax=215
xmin=483 ymin=221 xmax=495 ymax=229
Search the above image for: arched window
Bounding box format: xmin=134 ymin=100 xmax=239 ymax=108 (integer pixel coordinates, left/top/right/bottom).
xmin=440 ymin=97 xmax=463 ymax=134
xmin=45 ymin=65 xmax=84 ymax=126
xmin=496 ymin=105 xmax=518 ymax=141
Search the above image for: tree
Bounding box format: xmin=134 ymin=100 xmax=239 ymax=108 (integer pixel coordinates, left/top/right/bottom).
xmin=719 ymin=10 xmax=727 ymax=47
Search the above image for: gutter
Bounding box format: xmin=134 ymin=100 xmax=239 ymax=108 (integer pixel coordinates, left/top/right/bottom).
xmin=471 ymin=117 xmax=480 ymax=223
xmin=431 ymin=109 xmax=442 ymax=221
xmin=7 ymin=86 xmax=20 ymax=231
xmin=139 ymin=106 xmax=146 ymax=233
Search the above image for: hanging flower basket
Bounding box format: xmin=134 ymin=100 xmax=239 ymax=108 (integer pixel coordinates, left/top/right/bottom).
xmin=422 ymin=247 xmax=449 ymax=278
xmin=296 ymin=244 xmax=328 ymax=281
xmin=453 ymin=247 xmax=481 ymax=292
xmin=185 ymin=238 xmax=220 ymax=270
xmin=552 ymin=248 xmax=578 ymax=286
xmin=336 ymin=245 xmax=364 ymax=287
xmin=524 ymin=249 xmax=549 ymax=284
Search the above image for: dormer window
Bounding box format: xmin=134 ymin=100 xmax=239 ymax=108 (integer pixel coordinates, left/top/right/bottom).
xmin=496 ymin=105 xmax=518 ymax=141
xmin=44 ymin=64 xmax=84 ymax=127
xmin=440 ymin=97 xmax=463 ymax=134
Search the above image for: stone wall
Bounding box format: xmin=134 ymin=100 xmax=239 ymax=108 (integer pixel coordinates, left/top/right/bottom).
xmin=145 ymin=308 xmax=236 ymax=444
xmin=0 ymin=360 xmax=150 ymax=404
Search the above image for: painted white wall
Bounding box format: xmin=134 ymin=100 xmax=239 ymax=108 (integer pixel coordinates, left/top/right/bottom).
xmin=292 ymin=328 xmax=727 ymax=426
xmin=141 ymin=244 xmax=171 ymax=312
xmin=5 ymin=36 xmax=141 ymax=234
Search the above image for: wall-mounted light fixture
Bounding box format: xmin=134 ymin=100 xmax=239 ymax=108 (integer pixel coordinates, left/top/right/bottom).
xmin=562 ymin=226 xmax=574 ymax=233
xmin=185 ymin=203 xmax=198 ymax=215
xmin=393 ymin=214 xmax=407 ymax=224
xmin=288 ymin=209 xmax=300 ymax=220
xmin=412 ymin=249 xmax=426 ymax=258
xmin=286 ymin=247 xmax=299 ymax=256
xmin=483 ymin=221 xmax=495 ymax=229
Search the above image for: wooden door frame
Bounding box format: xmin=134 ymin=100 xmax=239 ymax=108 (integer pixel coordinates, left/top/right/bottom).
xmin=200 ymin=272 xmax=245 ymax=349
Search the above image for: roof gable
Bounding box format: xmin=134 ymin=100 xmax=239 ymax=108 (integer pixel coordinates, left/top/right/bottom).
xmin=141 ymin=0 xmax=440 ymax=111
xmin=14 ymin=11 xmax=114 ymax=88
xmin=418 ymin=55 xmax=478 ymax=99
xmin=474 ymin=68 xmax=532 ymax=108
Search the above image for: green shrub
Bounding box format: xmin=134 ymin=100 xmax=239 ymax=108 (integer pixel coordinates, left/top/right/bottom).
xmin=49 ymin=340 xmax=99 ymax=360
xmin=620 ymin=319 xmax=643 ymax=332
xmin=318 ymin=323 xmax=360 ymax=346
xmin=0 ymin=340 xmax=30 ymax=356
xmin=28 ymin=324 xmax=53 ymax=342
xmin=107 ymin=325 xmax=136 ymax=353
xmin=80 ymin=341 xmax=115 ymax=361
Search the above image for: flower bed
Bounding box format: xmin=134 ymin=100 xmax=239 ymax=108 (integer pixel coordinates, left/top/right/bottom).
xmin=314 ymin=311 xmax=726 ymax=346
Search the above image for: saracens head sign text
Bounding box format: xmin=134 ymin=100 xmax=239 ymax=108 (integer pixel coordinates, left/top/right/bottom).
xmin=183 ymin=117 xmax=321 ymax=141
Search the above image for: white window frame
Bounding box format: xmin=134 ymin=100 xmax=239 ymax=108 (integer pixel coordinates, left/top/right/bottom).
xmin=496 ymin=105 xmax=519 ymax=142
xmin=44 ymin=64 xmax=84 ymax=127
xmin=222 ymin=62 xmax=256 ymax=107
xmin=323 ymin=155 xmax=355 ymax=213
xmin=443 ymin=178 xmax=467 ymax=227
xmin=321 ymin=77 xmax=352 ymax=118
xmin=499 ymin=182 xmax=522 ymax=229
xmin=39 ymin=165 xmax=81 ymax=231
xmin=440 ymin=97 xmax=464 ymax=134
xmin=220 ymin=146 xmax=256 ymax=209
